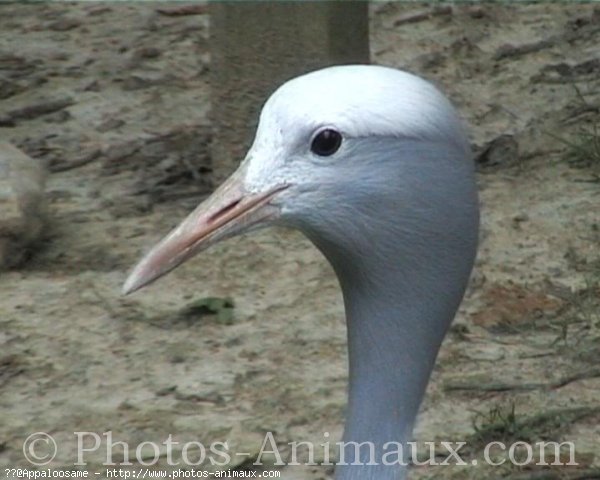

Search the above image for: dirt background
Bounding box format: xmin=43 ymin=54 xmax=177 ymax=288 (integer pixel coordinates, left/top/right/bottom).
xmin=1 ymin=3 xmax=599 ymax=479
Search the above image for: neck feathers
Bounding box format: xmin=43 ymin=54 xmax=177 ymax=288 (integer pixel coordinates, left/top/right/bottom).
xmin=308 ymin=140 xmax=479 ymax=480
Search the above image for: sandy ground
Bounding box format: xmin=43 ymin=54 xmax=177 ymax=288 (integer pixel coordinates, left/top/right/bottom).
xmin=1 ymin=3 xmax=599 ymax=480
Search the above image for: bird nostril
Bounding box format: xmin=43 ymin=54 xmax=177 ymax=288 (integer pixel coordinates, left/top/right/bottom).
xmin=207 ymin=198 xmax=242 ymax=224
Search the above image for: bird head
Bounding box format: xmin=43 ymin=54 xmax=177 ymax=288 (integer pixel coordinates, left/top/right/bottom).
xmin=123 ymin=65 xmax=476 ymax=294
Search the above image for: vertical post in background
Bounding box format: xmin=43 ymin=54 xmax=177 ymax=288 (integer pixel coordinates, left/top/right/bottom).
xmin=209 ymin=1 xmax=370 ymax=183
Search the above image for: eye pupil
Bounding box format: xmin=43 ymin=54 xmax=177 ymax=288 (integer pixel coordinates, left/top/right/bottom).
xmin=311 ymin=129 xmax=342 ymax=156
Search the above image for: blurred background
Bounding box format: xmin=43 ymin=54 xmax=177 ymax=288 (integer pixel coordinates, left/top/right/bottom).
xmin=0 ymin=2 xmax=599 ymax=479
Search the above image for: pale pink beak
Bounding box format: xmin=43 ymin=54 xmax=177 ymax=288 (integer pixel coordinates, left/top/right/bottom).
xmin=122 ymin=167 xmax=288 ymax=295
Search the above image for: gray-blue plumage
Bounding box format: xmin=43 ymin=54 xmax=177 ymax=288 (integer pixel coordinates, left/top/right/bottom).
xmin=124 ymin=65 xmax=479 ymax=480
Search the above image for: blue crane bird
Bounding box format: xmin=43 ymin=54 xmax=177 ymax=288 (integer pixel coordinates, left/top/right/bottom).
xmin=124 ymin=65 xmax=479 ymax=479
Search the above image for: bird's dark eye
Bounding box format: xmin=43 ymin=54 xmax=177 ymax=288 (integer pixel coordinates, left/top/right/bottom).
xmin=311 ymin=129 xmax=342 ymax=157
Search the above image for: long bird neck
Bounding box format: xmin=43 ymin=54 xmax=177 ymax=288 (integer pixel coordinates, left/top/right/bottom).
xmin=305 ymin=140 xmax=479 ymax=479
xmin=334 ymin=251 xmax=469 ymax=480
